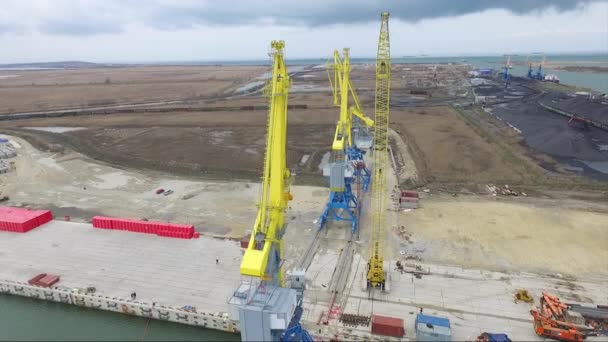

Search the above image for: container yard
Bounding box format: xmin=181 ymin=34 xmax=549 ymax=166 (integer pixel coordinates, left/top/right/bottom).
xmin=1 ymin=3 xmax=608 ymax=342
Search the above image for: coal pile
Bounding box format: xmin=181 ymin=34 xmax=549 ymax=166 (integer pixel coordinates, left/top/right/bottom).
xmin=493 ymin=101 xmax=608 ymax=160
xmin=547 ymin=94 xmax=608 ymax=126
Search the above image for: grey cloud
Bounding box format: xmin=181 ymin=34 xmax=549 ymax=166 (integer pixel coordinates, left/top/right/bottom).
xmin=39 ymin=19 xmax=123 ymax=36
xmin=0 ymin=17 xmax=25 ymax=35
xmin=3 ymin=0 xmax=605 ymax=36
xmin=143 ymin=0 xmax=604 ymax=28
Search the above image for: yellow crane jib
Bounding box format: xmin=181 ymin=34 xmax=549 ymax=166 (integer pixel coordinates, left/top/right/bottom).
xmin=367 ymin=11 xmax=391 ymax=289
xmin=329 ymin=48 xmax=374 ymax=152
xmin=240 ymin=40 xmax=292 ymax=286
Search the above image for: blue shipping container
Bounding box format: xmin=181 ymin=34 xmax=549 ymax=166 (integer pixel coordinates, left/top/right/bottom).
xmin=415 ymin=314 xmax=451 ymax=342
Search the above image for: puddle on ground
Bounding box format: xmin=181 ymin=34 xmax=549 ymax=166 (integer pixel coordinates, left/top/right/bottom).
xmin=25 ymin=127 xmax=86 ymax=133
xmin=92 ymin=172 xmax=133 ymax=190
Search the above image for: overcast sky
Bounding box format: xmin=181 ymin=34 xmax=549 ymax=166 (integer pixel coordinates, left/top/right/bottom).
xmin=0 ymin=0 xmax=607 ymax=63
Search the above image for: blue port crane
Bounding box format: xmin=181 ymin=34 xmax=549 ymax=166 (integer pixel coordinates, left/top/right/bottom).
xmin=501 ymin=55 xmax=512 ymax=88
xmin=526 ymin=56 xmax=534 ymax=79
xmin=318 ymin=48 xmax=374 ymax=233
xmin=535 ymin=55 xmax=546 ymax=81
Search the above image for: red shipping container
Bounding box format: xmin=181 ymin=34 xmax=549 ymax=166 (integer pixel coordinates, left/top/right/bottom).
xmin=92 ymin=216 xmax=114 ymax=229
xmin=371 ymin=315 xmax=404 ymax=337
xmin=399 ymin=197 xmax=419 ymax=203
xmin=401 ymin=190 xmax=419 ymax=198
xmin=114 ymin=219 xmax=127 ymax=231
xmin=143 ymin=223 xmax=154 ymax=234
xmin=0 ymin=206 xmax=53 ymax=233
xmin=28 ymin=273 xmax=47 ymax=285
xmin=91 ymin=215 xmax=194 ymax=239
xmin=240 ymin=234 xmax=251 ymax=248
xmin=161 ymin=223 xmax=173 ymax=233
xmin=37 ymin=274 xmax=60 ymax=287
xmin=152 ymin=222 xmax=163 ymax=234
xmin=157 ymin=230 xmax=172 ymax=237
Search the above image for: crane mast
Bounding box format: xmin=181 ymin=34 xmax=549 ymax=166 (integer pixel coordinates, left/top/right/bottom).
xmin=367 ymin=12 xmax=391 ymax=289
xmin=240 ymin=40 xmax=292 ymax=285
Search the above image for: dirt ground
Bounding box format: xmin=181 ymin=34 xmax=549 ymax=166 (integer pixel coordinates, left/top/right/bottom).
xmin=390 ymin=195 xmax=608 ymax=278
xmin=393 ymin=106 xmax=533 ymax=184
xmin=0 ymin=135 xmax=326 ymax=238
xmin=0 ymin=66 xmax=265 ymax=114
xmin=0 ymin=106 xmax=340 ymax=184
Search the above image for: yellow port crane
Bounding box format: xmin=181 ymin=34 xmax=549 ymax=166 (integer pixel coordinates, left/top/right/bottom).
xmin=318 ymin=48 xmax=374 ymax=231
xmin=367 ymin=11 xmax=391 ymax=289
xmin=329 ymin=48 xmax=374 ymax=153
xmin=240 ymin=40 xmax=292 ymax=286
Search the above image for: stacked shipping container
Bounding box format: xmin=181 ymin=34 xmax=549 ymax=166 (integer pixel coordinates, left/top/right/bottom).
xmin=92 ymin=216 xmax=196 ymax=239
xmin=399 ymin=190 xmax=420 ymax=209
xmin=0 ymin=206 xmax=53 ymax=233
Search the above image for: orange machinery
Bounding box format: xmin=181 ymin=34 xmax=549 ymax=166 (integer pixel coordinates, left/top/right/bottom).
xmin=530 ymin=292 xmax=592 ymax=342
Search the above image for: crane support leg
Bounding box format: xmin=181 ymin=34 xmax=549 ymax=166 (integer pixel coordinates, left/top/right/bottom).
xmin=318 ymin=180 xmax=358 ymax=232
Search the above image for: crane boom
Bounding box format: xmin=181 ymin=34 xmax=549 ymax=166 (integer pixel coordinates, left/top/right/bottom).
xmin=240 ymin=40 xmax=292 ymax=286
xmin=368 ymin=11 xmax=390 ymax=288
xmin=330 ymin=48 xmax=374 ymax=152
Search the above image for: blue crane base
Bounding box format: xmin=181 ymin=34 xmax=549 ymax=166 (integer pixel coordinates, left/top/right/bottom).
xmin=318 ymin=183 xmax=358 ymax=233
xmin=280 ymin=307 xmax=313 ymax=342
xmin=317 ymin=147 xmax=370 ymax=232
xmin=527 ymin=67 xmax=534 ymax=79
xmin=346 ymin=147 xmax=371 ymax=191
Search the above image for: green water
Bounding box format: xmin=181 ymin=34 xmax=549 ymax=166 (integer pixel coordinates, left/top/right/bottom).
xmin=0 ymin=294 xmax=239 ymax=341
xmin=456 ymin=54 xmax=608 ymax=93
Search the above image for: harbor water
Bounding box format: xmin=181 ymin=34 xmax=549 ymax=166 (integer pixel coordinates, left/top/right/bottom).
xmin=0 ymin=294 xmax=238 ymax=341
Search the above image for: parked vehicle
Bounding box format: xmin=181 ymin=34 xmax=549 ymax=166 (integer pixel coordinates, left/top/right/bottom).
xmin=156 ymin=188 xmax=165 ymax=194
xmin=163 ymin=190 xmax=174 ymax=196
xmin=477 ymin=333 xmax=512 ymax=342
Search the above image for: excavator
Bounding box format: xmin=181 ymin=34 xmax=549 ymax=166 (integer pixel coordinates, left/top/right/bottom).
xmin=231 ymin=40 xmax=311 ymax=342
xmin=318 ymin=47 xmax=374 ymax=232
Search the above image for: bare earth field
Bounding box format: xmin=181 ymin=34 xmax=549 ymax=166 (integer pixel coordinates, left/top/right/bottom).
xmin=393 ymin=106 xmax=532 ymax=184
xmin=394 ymin=195 xmax=608 ymax=278
xmin=0 ymin=66 xmax=265 ymax=113
xmin=0 ymin=108 xmax=339 ymax=184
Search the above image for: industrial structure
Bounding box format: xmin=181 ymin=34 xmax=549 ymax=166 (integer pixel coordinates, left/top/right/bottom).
xmin=502 ymin=55 xmax=512 ymax=88
xmin=527 ymin=55 xmax=535 ymax=79
xmin=228 ymin=41 xmax=311 ymax=342
xmin=535 ymin=55 xmax=546 ymax=81
xmin=367 ymin=11 xmax=391 ymax=291
xmin=318 ymin=48 xmax=374 ymax=232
